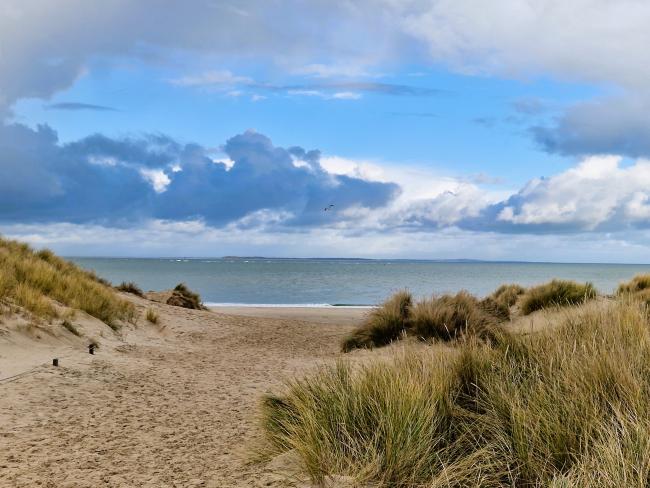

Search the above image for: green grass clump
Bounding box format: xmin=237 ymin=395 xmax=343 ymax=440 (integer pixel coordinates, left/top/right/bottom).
xmin=341 ymin=290 xmax=411 ymax=352
xmin=116 ymin=281 xmax=144 ymax=297
xmin=410 ymin=291 xmax=498 ymax=342
xmin=342 ymin=289 xmax=507 ymax=352
xmin=145 ymin=308 xmax=159 ymax=324
xmin=262 ymin=297 xmax=650 ymax=487
xmin=166 ymin=282 xmax=206 ymax=310
xmin=0 ymin=237 xmax=135 ymax=326
xmin=519 ymin=279 xmax=596 ymax=315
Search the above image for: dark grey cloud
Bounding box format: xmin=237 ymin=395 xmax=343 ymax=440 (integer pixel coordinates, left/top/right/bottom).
xmin=531 ymin=96 xmax=650 ymax=158
xmin=45 ymin=102 xmax=118 ymax=112
xmin=0 ymin=124 xmax=398 ymax=227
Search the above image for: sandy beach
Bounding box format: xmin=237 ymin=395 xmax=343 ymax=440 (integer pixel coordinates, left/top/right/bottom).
xmin=0 ymin=297 xmax=368 ymax=487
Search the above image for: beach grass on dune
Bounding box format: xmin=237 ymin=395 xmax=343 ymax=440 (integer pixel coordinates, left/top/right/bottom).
xmin=145 ymin=308 xmax=160 ymax=324
xmin=519 ymin=279 xmax=596 ymax=315
xmin=262 ymin=297 xmax=650 ymax=487
xmin=341 ymin=290 xmax=411 ymax=352
xmin=489 ymin=283 xmax=526 ymax=310
xmin=168 ymin=282 xmax=207 ymax=310
xmin=0 ymin=238 xmax=134 ymax=325
xmin=117 ymin=281 xmax=145 ymax=297
xmin=409 ymin=291 xmax=499 ymax=342
xmin=341 ymin=287 xmax=514 ymax=352
xmin=618 ymin=274 xmax=650 ymax=295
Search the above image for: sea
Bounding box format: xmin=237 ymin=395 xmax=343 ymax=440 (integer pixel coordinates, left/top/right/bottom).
xmin=68 ymin=257 xmax=650 ymax=307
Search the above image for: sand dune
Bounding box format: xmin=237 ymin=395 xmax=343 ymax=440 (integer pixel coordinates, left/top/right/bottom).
xmin=0 ymin=298 xmax=367 ymax=487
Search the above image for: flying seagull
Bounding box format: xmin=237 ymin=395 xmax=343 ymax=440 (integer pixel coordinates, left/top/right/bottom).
xmin=323 ymin=204 xmax=335 ymax=212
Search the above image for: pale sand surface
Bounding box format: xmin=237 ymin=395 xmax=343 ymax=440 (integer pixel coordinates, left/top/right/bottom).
xmin=0 ymin=298 xmax=369 ymax=487
xmin=209 ymin=306 xmax=369 ymax=326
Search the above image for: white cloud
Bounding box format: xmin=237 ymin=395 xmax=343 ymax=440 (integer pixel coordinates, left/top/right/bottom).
xmin=324 ymin=154 xmax=650 ymax=234
xmin=396 ymin=0 xmax=650 ymax=88
xmin=332 ymin=91 xmax=362 ymax=100
xmin=170 ymin=70 xmax=253 ymax=87
xmin=320 ymin=155 xmax=507 ymax=203
xmin=139 ymin=168 xmax=171 ymax=193
xmin=293 ymin=63 xmax=376 ymax=78
xmin=498 ymin=155 xmax=650 ymax=229
xmin=319 ymin=155 xmax=508 ymax=231
xmin=285 ymin=89 xmax=362 ymax=100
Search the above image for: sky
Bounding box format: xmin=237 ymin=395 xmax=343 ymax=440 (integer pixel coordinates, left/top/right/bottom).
xmin=2 ymin=0 xmax=650 ymax=262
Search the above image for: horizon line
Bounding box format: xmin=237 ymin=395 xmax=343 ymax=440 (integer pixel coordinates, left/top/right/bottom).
xmin=64 ymin=256 xmax=650 ymax=266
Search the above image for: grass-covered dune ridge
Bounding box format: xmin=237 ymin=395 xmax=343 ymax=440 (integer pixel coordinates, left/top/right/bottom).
xmin=262 ymin=297 xmax=650 ymax=487
xmin=342 ymin=279 xmax=597 ymax=352
xmin=0 ymin=237 xmax=134 ymax=326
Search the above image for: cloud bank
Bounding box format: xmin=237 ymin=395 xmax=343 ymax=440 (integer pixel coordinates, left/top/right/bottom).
xmin=3 ymin=120 xmax=650 ymax=239
xmin=0 ymin=124 xmax=398 ymax=227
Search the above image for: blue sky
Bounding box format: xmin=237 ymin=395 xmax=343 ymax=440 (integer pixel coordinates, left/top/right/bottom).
xmin=2 ymin=1 xmax=650 ymax=261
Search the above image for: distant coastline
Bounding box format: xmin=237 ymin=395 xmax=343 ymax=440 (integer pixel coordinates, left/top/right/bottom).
xmin=67 ymin=255 xmax=650 ymax=265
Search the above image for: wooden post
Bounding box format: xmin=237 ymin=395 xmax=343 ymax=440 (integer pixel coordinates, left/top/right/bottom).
xmin=52 ymin=358 xmax=59 ymax=367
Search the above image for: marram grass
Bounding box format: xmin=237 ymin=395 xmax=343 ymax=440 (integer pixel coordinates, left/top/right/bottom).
xmin=519 ymin=279 xmax=596 ymax=315
xmin=341 ymin=288 xmax=512 ymax=352
xmin=263 ymin=297 xmax=650 ymax=487
xmin=0 ymin=237 xmax=134 ymax=326
xmin=341 ymin=290 xmax=411 ymax=352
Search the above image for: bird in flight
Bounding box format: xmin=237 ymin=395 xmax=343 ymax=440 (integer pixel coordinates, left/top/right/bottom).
xmin=323 ymin=204 xmax=335 ymax=212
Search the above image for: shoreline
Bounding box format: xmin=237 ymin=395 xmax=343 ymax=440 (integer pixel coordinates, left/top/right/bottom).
xmin=209 ymin=305 xmax=369 ymax=326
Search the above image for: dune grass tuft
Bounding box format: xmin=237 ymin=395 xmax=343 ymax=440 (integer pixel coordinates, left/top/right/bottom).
xmin=61 ymin=319 xmax=81 ymax=336
xmin=166 ymin=282 xmax=206 ymax=310
xmin=341 ymin=290 xmax=411 ymax=352
xmin=342 ymin=289 xmax=507 ymax=352
xmin=0 ymin=237 xmax=135 ymax=326
xmin=13 ymin=282 xmax=58 ymax=319
xmin=490 ymin=283 xmax=525 ymax=310
xmin=618 ymin=273 xmax=650 ymax=295
xmin=116 ymin=281 xmax=145 ymax=297
xmin=410 ymin=291 xmax=499 ymax=342
xmin=263 ymin=297 xmax=650 ymax=487
xmin=519 ymin=279 xmax=596 ymax=315
xmin=145 ymin=308 xmax=160 ymax=324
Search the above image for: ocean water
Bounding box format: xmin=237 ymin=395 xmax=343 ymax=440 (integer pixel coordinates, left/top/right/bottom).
xmin=69 ymin=258 xmax=650 ymax=307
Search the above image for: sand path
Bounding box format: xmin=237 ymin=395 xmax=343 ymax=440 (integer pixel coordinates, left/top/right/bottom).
xmin=0 ymin=303 xmax=366 ymax=487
